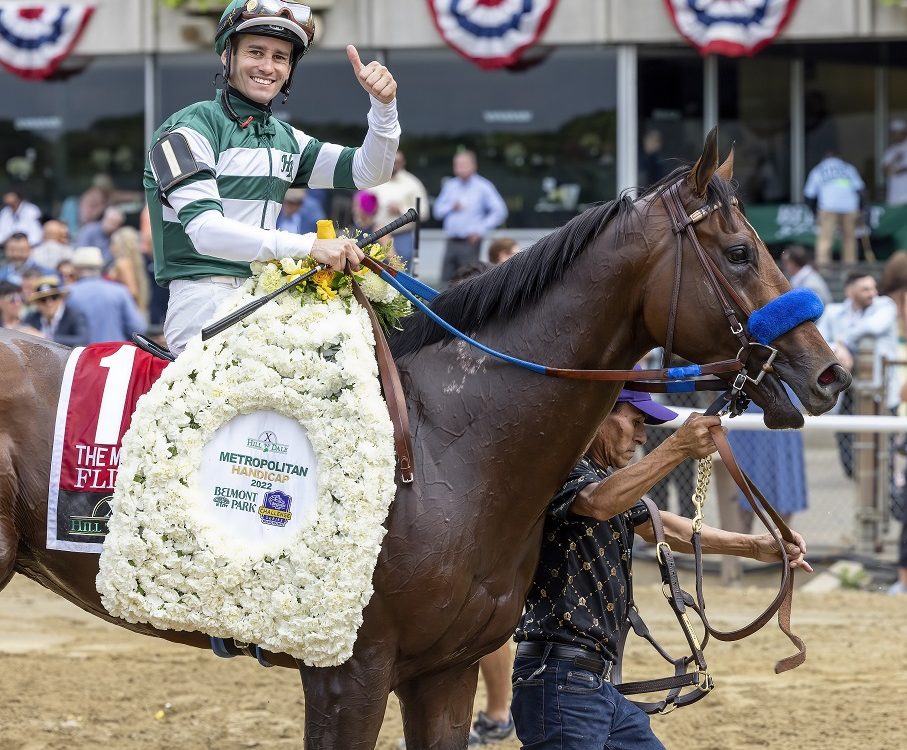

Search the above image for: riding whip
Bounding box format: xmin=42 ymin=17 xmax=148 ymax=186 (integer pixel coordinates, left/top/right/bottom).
xmin=201 ymin=208 xmax=418 ymax=340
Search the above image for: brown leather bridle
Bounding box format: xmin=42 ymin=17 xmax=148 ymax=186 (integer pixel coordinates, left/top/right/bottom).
xmin=655 ymin=180 xmax=780 ymax=404
xmin=600 ymin=182 xmax=807 ymax=712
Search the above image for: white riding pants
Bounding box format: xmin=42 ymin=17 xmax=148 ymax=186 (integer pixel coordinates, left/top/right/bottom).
xmin=164 ymin=276 xmax=246 ymax=357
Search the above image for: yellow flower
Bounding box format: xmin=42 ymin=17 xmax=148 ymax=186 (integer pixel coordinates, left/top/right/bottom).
xmin=280 ymin=258 xmax=303 ymax=275
xmin=365 ymin=242 xmax=387 ymax=262
xmin=311 ymin=269 xmax=338 ymax=301
xmin=313 ymin=270 xmax=335 ymax=287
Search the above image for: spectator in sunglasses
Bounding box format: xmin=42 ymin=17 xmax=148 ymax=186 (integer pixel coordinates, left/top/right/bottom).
xmin=22 ymin=277 xmax=89 ymax=346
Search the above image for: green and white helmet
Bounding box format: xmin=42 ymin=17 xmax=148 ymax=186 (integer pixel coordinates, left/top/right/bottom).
xmin=215 ymin=0 xmax=315 ymax=98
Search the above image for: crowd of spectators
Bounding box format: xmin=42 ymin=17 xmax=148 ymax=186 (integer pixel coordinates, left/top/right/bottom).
xmin=0 ymin=146 xmax=516 ymax=353
xmin=0 ymin=181 xmax=151 ymax=349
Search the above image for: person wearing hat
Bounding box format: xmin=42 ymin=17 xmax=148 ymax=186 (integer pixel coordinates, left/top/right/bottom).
xmin=883 ymin=118 xmax=907 ymax=206
xmin=508 ymin=388 xmax=812 ymax=749
xmin=22 ymin=276 xmax=89 ymax=347
xmin=144 ymin=0 xmax=401 ymax=356
xmin=66 ymin=246 xmax=146 ymax=345
xmin=0 ymin=280 xmax=41 ymax=336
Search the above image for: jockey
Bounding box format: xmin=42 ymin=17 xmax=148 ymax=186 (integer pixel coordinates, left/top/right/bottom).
xmin=144 ymin=0 xmax=400 ymax=356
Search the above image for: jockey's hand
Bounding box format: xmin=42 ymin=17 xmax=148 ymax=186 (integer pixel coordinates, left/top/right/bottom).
xmin=309 ymin=238 xmax=365 ymax=272
xmin=666 ymin=413 xmax=721 ymax=460
xmin=752 ymin=529 xmax=813 ymax=572
xmin=347 ymin=45 xmax=397 ymax=104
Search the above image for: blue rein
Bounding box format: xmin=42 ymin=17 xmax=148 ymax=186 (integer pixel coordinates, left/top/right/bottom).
xmin=377 ymin=266 xmax=824 ymax=387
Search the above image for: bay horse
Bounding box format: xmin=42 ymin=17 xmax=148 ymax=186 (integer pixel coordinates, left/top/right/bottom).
xmin=0 ymin=132 xmax=849 ymax=748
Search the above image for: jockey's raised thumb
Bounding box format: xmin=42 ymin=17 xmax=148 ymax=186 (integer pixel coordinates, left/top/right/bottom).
xmin=347 ymin=45 xmax=363 ymax=74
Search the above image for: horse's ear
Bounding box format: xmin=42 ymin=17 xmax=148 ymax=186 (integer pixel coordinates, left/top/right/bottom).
xmin=716 ymin=144 xmax=735 ymax=182
xmin=688 ymin=126 xmax=719 ymax=197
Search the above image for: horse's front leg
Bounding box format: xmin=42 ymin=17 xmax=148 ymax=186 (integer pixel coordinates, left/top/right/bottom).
xmin=298 ymin=648 xmax=394 ymax=750
xmin=397 ymin=662 xmax=480 ymax=750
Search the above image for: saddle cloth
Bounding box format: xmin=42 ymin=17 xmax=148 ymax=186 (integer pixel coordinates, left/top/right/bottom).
xmin=46 ymin=343 xmax=169 ymax=553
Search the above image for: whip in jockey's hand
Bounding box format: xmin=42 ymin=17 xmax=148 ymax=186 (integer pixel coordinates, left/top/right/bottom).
xmin=309 ymin=238 xmax=365 ymax=272
xmin=347 ymin=45 xmax=397 ymax=104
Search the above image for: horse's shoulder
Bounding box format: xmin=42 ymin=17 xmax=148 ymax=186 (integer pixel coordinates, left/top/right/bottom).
xmin=0 ymin=331 xmax=67 ymax=402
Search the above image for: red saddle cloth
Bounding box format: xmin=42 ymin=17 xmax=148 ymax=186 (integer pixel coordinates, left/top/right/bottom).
xmin=47 ymin=343 xmax=169 ymax=553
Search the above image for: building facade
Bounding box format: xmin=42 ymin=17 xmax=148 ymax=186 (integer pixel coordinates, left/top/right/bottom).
xmin=3 ymin=0 xmax=907 ymax=252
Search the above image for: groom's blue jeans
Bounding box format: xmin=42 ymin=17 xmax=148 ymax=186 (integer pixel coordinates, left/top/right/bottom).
xmin=511 ymin=652 xmax=666 ymax=750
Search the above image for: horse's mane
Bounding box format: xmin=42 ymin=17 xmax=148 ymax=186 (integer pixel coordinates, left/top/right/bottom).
xmin=389 ymin=166 xmax=738 ymax=359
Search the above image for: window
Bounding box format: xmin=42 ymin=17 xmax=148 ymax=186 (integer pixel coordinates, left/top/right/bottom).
xmin=718 ymin=55 xmax=791 ymax=204
xmin=803 ymin=58 xmax=874 ymax=194
xmin=0 ymin=56 xmax=144 ymax=216
xmin=637 ymin=51 xmax=704 ymax=190
xmin=387 ymin=47 xmax=618 ymax=228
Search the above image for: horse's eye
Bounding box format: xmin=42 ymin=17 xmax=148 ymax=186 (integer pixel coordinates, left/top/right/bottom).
xmin=725 ymin=245 xmax=749 ymax=265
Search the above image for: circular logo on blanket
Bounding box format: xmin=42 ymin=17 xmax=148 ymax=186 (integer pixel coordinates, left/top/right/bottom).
xmin=198 ymin=411 xmax=318 ymax=553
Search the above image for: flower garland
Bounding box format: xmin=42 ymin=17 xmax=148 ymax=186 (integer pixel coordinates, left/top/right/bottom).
xmin=255 ymin=236 xmax=412 ymax=333
xmin=96 ymin=255 xmax=403 ymax=666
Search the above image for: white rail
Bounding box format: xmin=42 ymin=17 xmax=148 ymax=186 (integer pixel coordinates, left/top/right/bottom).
xmin=663 ymin=408 xmax=907 ymax=433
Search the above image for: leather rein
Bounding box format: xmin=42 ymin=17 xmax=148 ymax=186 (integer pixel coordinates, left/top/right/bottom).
xmin=347 ymin=182 xmax=808 ymax=711
xmin=604 ymin=182 xmax=806 ymax=713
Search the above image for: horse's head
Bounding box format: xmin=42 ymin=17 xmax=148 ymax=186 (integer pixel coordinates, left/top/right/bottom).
xmin=641 ymin=128 xmax=850 ymax=428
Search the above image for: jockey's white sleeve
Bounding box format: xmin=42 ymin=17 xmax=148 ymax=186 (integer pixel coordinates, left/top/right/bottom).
xmin=184 ymin=210 xmax=316 ymax=262
xmin=351 ymin=97 xmax=401 ymax=189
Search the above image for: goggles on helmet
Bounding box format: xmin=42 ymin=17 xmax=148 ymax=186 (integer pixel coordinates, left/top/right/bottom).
xmin=216 ymin=0 xmax=315 ymax=54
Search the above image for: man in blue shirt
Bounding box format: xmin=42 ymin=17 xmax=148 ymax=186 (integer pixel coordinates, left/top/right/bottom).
xmin=75 ymin=207 xmax=126 ymax=266
xmin=67 ymin=246 xmax=147 ymax=344
xmin=0 ymin=233 xmax=51 ymax=285
xmin=803 ymin=149 xmax=865 ymax=266
xmin=432 ymin=150 xmax=507 ymax=284
xmin=276 ymin=188 xmax=325 ymax=235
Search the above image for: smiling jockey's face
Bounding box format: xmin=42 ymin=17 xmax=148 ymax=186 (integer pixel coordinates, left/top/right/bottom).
xmin=224 ymin=34 xmax=293 ymax=105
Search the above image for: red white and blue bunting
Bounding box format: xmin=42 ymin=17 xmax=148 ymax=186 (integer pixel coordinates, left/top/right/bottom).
xmin=664 ymin=0 xmax=799 ymax=58
xmin=427 ymin=0 xmax=559 ymax=70
xmin=0 ymin=2 xmax=95 ymax=80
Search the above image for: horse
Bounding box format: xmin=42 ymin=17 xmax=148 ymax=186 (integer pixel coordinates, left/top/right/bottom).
xmin=0 ymin=131 xmax=849 ymax=749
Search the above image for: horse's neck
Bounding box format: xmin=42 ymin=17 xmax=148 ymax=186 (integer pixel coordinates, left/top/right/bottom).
xmin=406 ymin=230 xmax=653 ymax=517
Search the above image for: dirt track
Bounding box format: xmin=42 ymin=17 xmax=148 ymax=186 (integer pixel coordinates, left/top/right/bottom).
xmin=2 ymin=567 xmax=906 ymax=750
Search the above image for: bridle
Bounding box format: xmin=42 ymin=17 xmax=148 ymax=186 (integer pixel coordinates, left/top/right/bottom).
xmin=607 ymin=181 xmax=815 ymax=713
xmin=654 ymin=180 xmax=781 ymax=411
xmin=357 ymin=178 xmax=819 ymax=415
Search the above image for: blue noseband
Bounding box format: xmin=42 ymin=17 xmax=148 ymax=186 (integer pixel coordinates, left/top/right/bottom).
xmin=746 ymin=288 xmax=825 ymax=345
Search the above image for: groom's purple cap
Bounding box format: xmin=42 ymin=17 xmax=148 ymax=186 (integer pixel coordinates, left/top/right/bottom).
xmin=615 ymin=389 xmax=679 ymax=425
xmin=616 ymin=364 xmax=678 ymax=425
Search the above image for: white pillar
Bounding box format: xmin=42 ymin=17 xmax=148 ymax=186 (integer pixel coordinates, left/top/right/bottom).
xmin=876 ymin=66 xmax=888 ymax=197
xmin=790 ymin=58 xmax=805 ymax=203
xmin=703 ymin=54 xmax=718 ymax=138
xmin=143 ymin=0 xmax=158 ymax=150
xmin=144 ymin=54 xmax=158 ymax=150
xmin=616 ymin=45 xmax=638 ymax=197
